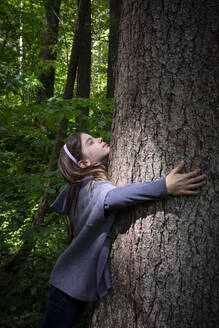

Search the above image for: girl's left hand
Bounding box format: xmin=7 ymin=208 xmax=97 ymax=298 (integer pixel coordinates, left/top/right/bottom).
xmin=166 ymin=161 xmax=207 ymax=196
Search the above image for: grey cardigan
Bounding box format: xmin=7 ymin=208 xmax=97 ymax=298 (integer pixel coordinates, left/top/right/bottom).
xmin=49 ymin=176 xmax=169 ymax=301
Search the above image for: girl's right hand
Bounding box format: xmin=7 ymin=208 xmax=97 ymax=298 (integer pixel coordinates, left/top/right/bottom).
xmin=166 ymin=161 xmax=207 ymax=196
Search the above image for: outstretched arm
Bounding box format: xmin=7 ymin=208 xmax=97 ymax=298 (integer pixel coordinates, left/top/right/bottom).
xmin=104 ymin=161 xmax=206 ymax=212
xmin=104 ymin=177 xmax=169 ymax=212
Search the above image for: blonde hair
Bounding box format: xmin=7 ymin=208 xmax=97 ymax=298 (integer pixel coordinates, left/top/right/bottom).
xmin=58 ymin=132 xmax=110 ymax=241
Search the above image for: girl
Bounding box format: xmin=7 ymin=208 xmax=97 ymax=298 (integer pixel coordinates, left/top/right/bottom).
xmin=41 ymin=132 xmax=206 ymax=328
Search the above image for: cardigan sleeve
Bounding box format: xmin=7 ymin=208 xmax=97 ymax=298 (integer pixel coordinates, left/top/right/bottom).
xmin=104 ymin=178 xmax=170 ymax=212
xmin=49 ymin=184 xmax=70 ymax=214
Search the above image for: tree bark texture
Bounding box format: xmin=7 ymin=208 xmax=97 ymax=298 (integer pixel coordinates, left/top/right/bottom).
xmin=92 ymin=1 xmax=219 ymax=327
xmin=37 ymin=0 xmax=61 ymax=103
xmin=75 ymin=0 xmax=91 ymax=131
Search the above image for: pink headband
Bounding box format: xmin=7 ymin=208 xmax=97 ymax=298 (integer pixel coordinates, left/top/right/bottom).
xmin=64 ymin=144 xmax=78 ymax=165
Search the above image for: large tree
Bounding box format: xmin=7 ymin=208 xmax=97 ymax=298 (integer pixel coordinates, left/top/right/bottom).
xmin=92 ymin=1 xmax=218 ymax=327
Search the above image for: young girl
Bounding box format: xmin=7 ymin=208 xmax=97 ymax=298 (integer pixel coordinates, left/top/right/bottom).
xmin=41 ymin=132 xmax=206 ymax=328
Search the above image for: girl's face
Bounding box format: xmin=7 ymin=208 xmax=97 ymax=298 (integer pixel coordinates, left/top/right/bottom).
xmin=78 ymin=133 xmax=110 ymax=168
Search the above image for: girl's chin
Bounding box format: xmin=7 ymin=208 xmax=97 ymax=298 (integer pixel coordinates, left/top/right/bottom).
xmin=101 ymin=153 xmax=109 ymax=162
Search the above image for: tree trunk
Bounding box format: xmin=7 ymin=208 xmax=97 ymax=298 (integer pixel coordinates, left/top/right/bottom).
xmin=104 ymin=0 xmax=122 ymax=133
xmin=64 ymin=0 xmax=90 ymax=99
xmin=75 ymin=0 xmax=91 ymax=131
xmin=92 ymin=1 xmax=219 ymax=327
xmin=106 ymin=0 xmax=121 ymax=98
xmin=19 ymin=0 xmax=24 ymax=75
xmin=37 ymin=0 xmax=61 ymax=103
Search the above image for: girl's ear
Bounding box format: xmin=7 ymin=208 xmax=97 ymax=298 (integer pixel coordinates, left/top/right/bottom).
xmin=78 ymin=159 xmax=91 ymax=168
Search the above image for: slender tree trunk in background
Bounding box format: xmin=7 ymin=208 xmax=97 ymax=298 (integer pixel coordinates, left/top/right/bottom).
xmin=34 ymin=0 xmax=90 ymax=226
xmin=75 ymin=0 xmax=91 ymax=132
xmin=106 ymin=0 xmax=121 ymax=98
xmin=37 ymin=0 xmax=61 ymax=103
xmin=92 ymin=1 xmax=219 ymax=327
xmin=105 ymin=0 xmax=121 ymax=133
xmin=64 ymin=0 xmax=90 ymax=99
xmin=19 ymin=0 xmax=23 ymax=75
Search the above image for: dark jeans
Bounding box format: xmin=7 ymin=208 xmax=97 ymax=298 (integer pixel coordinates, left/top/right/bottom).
xmin=41 ymin=285 xmax=88 ymax=328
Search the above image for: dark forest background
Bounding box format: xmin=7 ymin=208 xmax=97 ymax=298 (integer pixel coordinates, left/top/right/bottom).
xmin=0 ymin=0 xmax=120 ymax=326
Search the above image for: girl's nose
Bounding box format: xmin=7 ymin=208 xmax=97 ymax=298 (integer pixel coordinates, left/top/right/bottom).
xmin=98 ymin=137 xmax=103 ymax=143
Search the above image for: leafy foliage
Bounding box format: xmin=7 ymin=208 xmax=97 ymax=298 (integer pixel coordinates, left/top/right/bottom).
xmin=0 ymin=0 xmax=112 ymax=327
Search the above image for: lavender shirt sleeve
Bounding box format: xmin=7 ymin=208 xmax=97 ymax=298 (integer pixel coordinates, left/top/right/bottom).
xmin=104 ymin=178 xmax=169 ymax=212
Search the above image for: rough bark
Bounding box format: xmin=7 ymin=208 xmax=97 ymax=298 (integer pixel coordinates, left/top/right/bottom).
xmin=106 ymin=0 xmax=121 ymax=98
xmin=92 ymin=1 xmax=219 ymax=327
xmin=75 ymin=0 xmax=91 ymax=131
xmin=37 ymin=0 xmax=61 ymax=103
